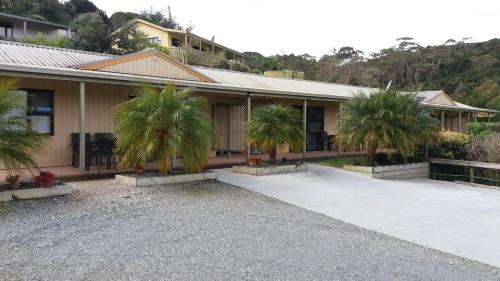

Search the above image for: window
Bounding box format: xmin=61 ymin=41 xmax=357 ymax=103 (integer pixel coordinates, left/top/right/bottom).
xmin=0 ymin=20 xmax=13 ymax=38
xmin=171 ymin=38 xmax=182 ymax=47
xmin=146 ymin=37 xmax=161 ymax=44
xmin=24 ymin=89 xmax=54 ymax=135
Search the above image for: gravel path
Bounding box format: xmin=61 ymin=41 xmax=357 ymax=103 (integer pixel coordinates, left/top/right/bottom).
xmin=0 ymin=180 xmax=498 ymax=281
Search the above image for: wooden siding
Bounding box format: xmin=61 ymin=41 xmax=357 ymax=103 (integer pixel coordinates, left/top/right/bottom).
xmin=428 ymin=92 xmax=455 ymax=106
xmin=0 ymin=76 xmax=129 ymax=167
xmin=98 ymin=55 xmax=205 ymax=81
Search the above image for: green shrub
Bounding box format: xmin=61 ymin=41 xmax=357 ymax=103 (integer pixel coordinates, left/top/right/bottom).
xmin=466 ymin=122 xmax=500 ymax=137
xmin=429 ymin=131 xmax=471 ymax=160
xmin=23 ymin=33 xmax=70 ymax=48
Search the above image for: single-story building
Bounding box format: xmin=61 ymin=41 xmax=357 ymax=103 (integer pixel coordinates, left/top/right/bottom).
xmin=0 ymin=41 xmax=496 ymax=176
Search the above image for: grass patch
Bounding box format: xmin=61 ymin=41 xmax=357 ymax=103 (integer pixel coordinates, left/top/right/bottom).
xmin=314 ymin=156 xmax=370 ymax=168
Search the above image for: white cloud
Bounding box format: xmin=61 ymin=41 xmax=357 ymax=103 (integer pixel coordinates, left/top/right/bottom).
xmin=92 ymin=0 xmax=500 ymax=57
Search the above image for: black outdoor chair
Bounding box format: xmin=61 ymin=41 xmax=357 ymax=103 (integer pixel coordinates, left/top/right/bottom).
xmin=94 ymin=133 xmax=116 ymax=174
xmin=71 ymin=133 xmax=91 ymax=170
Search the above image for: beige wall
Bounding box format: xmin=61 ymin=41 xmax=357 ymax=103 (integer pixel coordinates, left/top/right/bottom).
xmin=135 ymin=22 xmax=175 ymax=48
xmin=1 ymin=76 xmax=129 ymax=167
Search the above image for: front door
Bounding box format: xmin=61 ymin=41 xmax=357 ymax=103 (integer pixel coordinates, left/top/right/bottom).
xmin=306 ymin=107 xmax=324 ymax=151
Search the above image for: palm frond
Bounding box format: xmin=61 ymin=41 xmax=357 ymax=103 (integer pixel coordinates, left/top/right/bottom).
xmin=113 ymin=83 xmax=216 ymax=175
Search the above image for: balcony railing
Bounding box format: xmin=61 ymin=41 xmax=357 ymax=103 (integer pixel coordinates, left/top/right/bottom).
xmin=167 ymin=47 xmax=255 ymax=69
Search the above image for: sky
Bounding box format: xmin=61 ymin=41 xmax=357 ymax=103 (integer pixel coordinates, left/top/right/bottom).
xmin=92 ymin=0 xmax=500 ymax=58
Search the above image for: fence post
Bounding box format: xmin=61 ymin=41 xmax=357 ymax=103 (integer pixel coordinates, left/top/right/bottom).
xmin=469 ymin=167 xmax=474 ymax=183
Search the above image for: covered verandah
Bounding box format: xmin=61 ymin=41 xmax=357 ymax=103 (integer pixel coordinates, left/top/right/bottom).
xmin=0 ymin=75 xmax=352 ymax=179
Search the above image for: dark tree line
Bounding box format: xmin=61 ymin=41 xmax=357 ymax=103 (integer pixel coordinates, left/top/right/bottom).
xmin=245 ymin=37 xmax=500 ymax=111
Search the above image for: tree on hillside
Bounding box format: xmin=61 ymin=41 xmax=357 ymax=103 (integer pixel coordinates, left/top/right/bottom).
xmin=140 ymin=6 xmax=181 ymax=29
xmin=110 ymin=6 xmax=183 ymax=31
xmin=110 ymin=11 xmax=141 ymax=31
xmin=70 ymin=12 xmax=111 ymax=53
xmin=0 ymin=0 xmax=73 ymax=24
xmin=112 ymin=23 xmax=169 ymax=54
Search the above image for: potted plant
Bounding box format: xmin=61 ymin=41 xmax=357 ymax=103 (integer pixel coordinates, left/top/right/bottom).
xmin=5 ymin=175 xmax=21 ymax=190
xmin=245 ymin=104 xmax=305 ymax=164
xmin=35 ymin=171 xmax=55 ymax=187
xmin=337 ymin=89 xmax=438 ymax=180
xmin=113 ymin=83 xmax=217 ymax=186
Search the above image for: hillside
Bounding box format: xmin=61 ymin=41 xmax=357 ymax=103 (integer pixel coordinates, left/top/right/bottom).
xmin=245 ymin=39 xmax=500 ymax=111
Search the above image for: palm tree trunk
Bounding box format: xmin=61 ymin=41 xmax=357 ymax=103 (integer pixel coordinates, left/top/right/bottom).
xmin=160 ymin=155 xmax=172 ymax=175
xmin=269 ymin=148 xmax=277 ymax=164
xmin=367 ymin=146 xmax=377 ymax=164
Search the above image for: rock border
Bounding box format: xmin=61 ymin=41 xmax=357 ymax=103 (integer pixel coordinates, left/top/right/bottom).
xmin=343 ymin=162 xmax=429 ymax=180
xmin=0 ymin=183 xmax=74 ymax=201
xmin=115 ymin=171 xmax=217 ymax=187
xmin=232 ymin=163 xmax=308 ymax=176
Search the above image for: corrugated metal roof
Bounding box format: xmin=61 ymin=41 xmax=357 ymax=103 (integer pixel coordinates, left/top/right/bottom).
xmin=193 ymin=66 xmax=376 ymax=98
xmin=414 ymin=90 xmax=442 ymax=102
xmin=0 ymin=40 xmax=114 ymax=68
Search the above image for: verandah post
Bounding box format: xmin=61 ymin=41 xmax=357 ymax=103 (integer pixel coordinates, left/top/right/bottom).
xmin=246 ymin=94 xmax=251 ymax=161
xmin=302 ymin=99 xmax=307 ymax=160
xmin=79 ymin=81 xmax=86 ymax=175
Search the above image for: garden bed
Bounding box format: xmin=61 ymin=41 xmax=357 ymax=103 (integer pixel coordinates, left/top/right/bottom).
xmin=115 ymin=171 xmax=217 ymax=187
xmin=232 ymin=163 xmax=308 ymax=176
xmin=343 ymin=162 xmax=429 ymax=180
xmin=0 ymin=181 xmax=74 ymax=201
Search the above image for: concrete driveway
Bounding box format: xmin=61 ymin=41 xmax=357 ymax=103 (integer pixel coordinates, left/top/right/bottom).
xmin=217 ymin=163 xmax=500 ymax=268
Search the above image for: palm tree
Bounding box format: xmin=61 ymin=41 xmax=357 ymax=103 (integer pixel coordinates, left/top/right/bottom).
xmin=245 ymin=104 xmax=305 ymax=163
xmin=338 ymin=89 xmax=438 ymax=163
xmin=0 ymin=79 xmax=48 ymax=173
xmin=113 ymin=84 xmax=216 ymax=175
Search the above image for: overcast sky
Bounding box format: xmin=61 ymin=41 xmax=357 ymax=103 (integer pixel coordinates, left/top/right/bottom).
xmin=92 ymin=0 xmax=500 ymax=58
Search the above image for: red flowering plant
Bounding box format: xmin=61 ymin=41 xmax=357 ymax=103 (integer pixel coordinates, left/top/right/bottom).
xmin=35 ymin=171 xmax=55 ymax=187
xmin=248 ymin=156 xmax=263 ymax=167
xmin=5 ymin=175 xmax=21 ymax=190
xmin=135 ymin=163 xmax=145 ymax=175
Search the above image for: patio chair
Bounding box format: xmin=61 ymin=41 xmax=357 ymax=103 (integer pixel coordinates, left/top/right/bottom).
xmin=94 ymin=133 xmax=117 ymax=174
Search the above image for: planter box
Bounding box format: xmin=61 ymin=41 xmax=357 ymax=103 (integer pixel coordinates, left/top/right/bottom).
xmin=0 ymin=183 xmax=74 ymax=201
xmin=0 ymin=191 xmax=13 ymax=202
xmin=232 ymin=163 xmax=308 ymax=176
xmin=343 ymin=162 xmax=429 ymax=180
xmin=115 ymin=171 xmax=217 ymax=187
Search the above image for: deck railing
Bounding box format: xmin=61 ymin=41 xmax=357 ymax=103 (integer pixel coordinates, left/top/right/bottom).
xmin=167 ymin=47 xmax=253 ymax=68
xmin=429 ymin=158 xmax=500 ymax=186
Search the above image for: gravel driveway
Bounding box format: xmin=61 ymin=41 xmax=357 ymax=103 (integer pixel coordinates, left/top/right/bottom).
xmin=1 ymin=180 xmax=498 ymax=281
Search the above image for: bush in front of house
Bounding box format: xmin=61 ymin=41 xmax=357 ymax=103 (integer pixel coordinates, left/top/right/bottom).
xmin=245 ymin=104 xmax=305 ymax=164
xmin=337 ymin=89 xmax=438 ymax=163
xmin=113 ymin=83 xmax=216 ymax=175
xmin=429 ymin=130 xmax=471 ymax=160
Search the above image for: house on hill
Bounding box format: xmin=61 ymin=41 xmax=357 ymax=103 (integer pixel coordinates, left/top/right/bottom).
xmin=0 ymin=12 xmax=71 ymax=41
xmin=114 ymin=19 xmax=250 ymax=67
